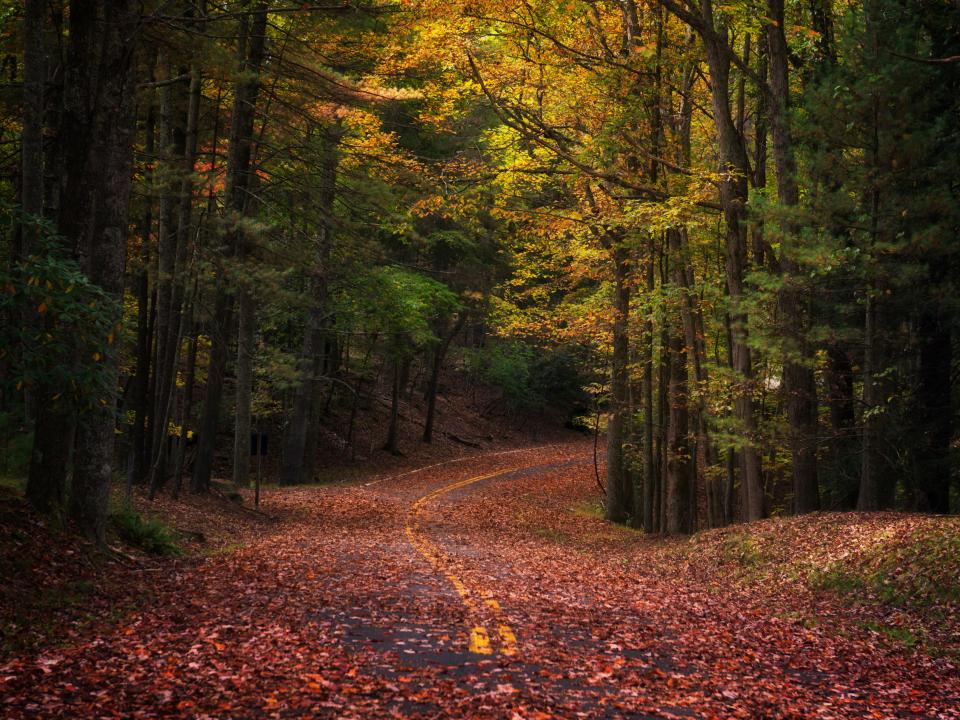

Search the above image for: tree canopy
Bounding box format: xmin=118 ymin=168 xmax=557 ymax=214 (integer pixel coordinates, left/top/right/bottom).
xmin=0 ymin=0 xmax=957 ymax=544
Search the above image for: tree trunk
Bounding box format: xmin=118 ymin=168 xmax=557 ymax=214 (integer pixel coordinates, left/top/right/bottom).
xmin=857 ymin=291 xmax=881 ymax=511
xmin=914 ymin=302 xmax=952 ymax=513
xmin=26 ymin=402 xmax=73 ymax=514
xmin=20 ymin=0 xmax=44 ymax=245
xmin=664 ymin=229 xmax=692 ymax=534
xmin=385 ymin=354 xmax=402 ymax=454
xmin=823 ymin=343 xmax=857 ymax=508
xmin=302 ymin=377 xmax=327 ymax=483
xmin=191 ymin=292 xmax=232 ymax=493
xmin=696 ymin=7 xmax=764 ymax=522
xmin=172 ymin=303 xmax=199 ymax=498
xmin=130 ymin=85 xmax=156 ymax=489
xmin=642 ymin=242 xmax=656 ymax=533
xmin=22 ymin=0 xmax=66 ymax=515
xmin=149 ymin=58 xmax=184 ymax=482
xmin=857 ymin=59 xmax=884 ymax=512
xmin=605 ymin=245 xmax=632 ymax=524
xmin=424 ymin=314 xmax=466 ymax=443
xmin=191 ymin=3 xmax=268 ymax=492
xmin=656 ymin=251 xmax=670 ymax=534
xmin=40 ymin=0 xmax=63 ymax=218
xmin=767 ymin=0 xmax=820 ymax=514
xmin=149 ymin=62 xmax=202 ymax=494
xmin=280 ymin=125 xmax=342 ymax=484
xmin=62 ymin=0 xmax=139 ymax=544
xmin=233 ymin=290 xmax=255 ymax=487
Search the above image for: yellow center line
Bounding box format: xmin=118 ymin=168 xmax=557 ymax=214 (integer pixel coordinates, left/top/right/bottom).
xmin=404 ymin=467 xmax=521 ymax=657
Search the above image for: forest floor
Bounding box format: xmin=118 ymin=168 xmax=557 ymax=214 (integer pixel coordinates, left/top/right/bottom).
xmin=2 ymin=441 xmax=960 ymax=718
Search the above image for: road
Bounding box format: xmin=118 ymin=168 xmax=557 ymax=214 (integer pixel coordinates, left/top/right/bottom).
xmin=2 ymin=443 xmax=958 ymax=718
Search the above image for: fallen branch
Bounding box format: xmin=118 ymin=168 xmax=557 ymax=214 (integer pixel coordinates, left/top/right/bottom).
xmin=446 ymin=432 xmax=483 ymax=448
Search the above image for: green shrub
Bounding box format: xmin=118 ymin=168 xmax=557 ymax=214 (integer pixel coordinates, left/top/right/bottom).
xmin=720 ymin=533 xmax=764 ymax=568
xmin=466 ymin=340 xmax=588 ymax=413
xmin=109 ymin=509 xmax=181 ymax=556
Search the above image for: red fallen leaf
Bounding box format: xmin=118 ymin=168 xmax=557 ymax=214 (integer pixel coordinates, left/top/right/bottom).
xmin=1 ymin=444 xmax=957 ymax=719
xmin=302 ymin=672 xmax=335 ymax=689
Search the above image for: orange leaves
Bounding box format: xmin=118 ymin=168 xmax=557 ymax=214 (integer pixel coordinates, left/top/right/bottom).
xmin=3 ymin=446 xmax=958 ymax=718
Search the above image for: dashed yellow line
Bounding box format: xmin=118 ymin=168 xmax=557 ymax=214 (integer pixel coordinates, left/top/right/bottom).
xmin=405 ymin=467 xmax=520 ymax=657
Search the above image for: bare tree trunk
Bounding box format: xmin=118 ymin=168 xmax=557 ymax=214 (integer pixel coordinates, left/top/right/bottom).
xmin=149 ymin=57 xmax=183 ymax=482
xmin=347 ymin=335 xmax=377 ymax=456
xmin=695 ymin=5 xmax=764 ymax=521
xmin=27 ymin=403 xmax=73 ymax=514
xmin=63 ymin=0 xmax=139 ymax=544
xmin=858 ymin=290 xmax=880 ymax=510
xmin=172 ymin=301 xmax=198 ymax=498
xmin=767 ymin=0 xmax=820 ymax=514
xmin=665 ymin=229 xmax=693 ymax=534
xmin=232 ymin=158 xmax=261 ymax=490
xmin=424 ymin=314 xmax=466 ymax=443
xmin=642 ymin=242 xmax=656 ymax=533
xmin=385 ymin=354 xmax=402 ymax=454
xmin=604 ymin=245 xmax=632 ymax=523
xmin=656 ymin=248 xmax=670 ymax=534
xmin=22 ymin=0 xmax=67 ymax=515
xmin=233 ymin=290 xmax=255 ymax=487
xmin=191 ymin=291 xmax=231 ymax=493
xmin=130 ymin=83 xmax=156 ymax=490
xmin=40 ymin=2 xmax=63 ymax=219
xmin=280 ymin=124 xmax=342 ymax=484
xmin=914 ymin=300 xmax=952 ymax=513
xmin=192 ymin=3 xmax=268 ymax=492
xmin=148 ymin=60 xmax=201 ymax=496
xmin=857 ymin=28 xmax=883 ymax=511
xmin=19 ymin=0 xmax=44 ymax=248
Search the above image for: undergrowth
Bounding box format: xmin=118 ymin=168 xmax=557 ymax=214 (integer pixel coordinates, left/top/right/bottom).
xmin=807 ymin=525 xmax=960 ymax=609
xmin=674 ymin=513 xmax=960 ymax=655
xmin=109 ymin=509 xmax=181 ymax=556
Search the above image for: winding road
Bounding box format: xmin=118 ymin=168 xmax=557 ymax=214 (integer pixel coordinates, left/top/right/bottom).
xmin=3 ymin=443 xmax=958 ymax=718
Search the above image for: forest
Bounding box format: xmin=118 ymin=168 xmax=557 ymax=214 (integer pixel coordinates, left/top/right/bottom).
xmin=0 ymin=0 xmax=958 ymax=718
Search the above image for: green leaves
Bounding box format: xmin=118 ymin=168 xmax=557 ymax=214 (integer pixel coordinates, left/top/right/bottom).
xmin=336 ymin=265 xmax=461 ymax=354
xmin=0 ymin=210 xmax=120 ymax=410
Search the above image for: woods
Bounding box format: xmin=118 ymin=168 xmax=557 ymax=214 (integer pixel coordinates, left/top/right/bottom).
xmin=456 ymin=0 xmax=959 ymax=529
xmin=1 ymin=2 xmax=959 ymax=717
xmin=0 ymin=1 xmax=957 ymax=543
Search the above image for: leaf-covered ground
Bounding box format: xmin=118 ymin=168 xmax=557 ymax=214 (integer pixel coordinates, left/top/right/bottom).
xmin=2 ymin=443 xmax=958 ymax=718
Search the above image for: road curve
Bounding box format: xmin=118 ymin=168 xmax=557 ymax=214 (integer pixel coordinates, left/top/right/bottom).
xmin=2 ymin=442 xmax=958 ymax=718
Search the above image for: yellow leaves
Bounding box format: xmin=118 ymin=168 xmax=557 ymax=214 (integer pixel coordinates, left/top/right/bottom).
xmin=410 ymin=195 xmax=445 ymax=217
xmin=92 ymin=351 xmax=103 ymax=362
